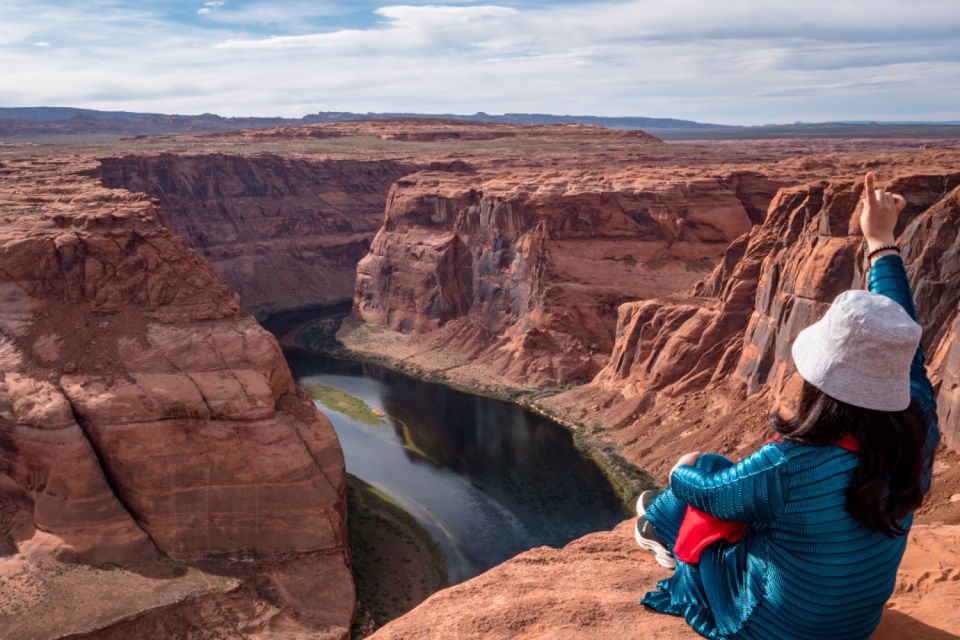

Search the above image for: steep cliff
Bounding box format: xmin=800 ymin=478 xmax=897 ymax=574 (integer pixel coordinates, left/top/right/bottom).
xmin=348 ymin=169 xmax=785 ymax=388
xmin=545 ymin=171 xmax=960 ymax=483
xmin=0 ymin=157 xmax=353 ymax=638
xmin=97 ymin=153 xmax=417 ymax=316
xmin=900 ymin=185 xmax=960 ymax=450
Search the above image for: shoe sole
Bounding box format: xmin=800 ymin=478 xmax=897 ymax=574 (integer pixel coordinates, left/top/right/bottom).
xmin=635 ymin=490 xmax=655 ymax=518
xmin=634 ymin=521 xmax=677 ymax=569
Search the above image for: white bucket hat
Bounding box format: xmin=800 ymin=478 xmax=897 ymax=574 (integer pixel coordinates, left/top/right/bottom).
xmin=790 ymin=289 xmax=922 ymax=411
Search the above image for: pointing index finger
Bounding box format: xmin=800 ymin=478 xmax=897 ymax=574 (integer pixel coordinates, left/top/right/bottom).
xmin=864 ymin=172 xmax=877 ymax=206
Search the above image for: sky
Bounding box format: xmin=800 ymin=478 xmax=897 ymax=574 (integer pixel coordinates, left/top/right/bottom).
xmin=0 ymin=0 xmax=958 ymax=125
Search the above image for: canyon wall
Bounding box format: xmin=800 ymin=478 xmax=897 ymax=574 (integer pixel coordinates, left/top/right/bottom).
xmin=350 ymin=169 xmax=785 ymax=388
xmin=902 ymin=183 xmax=960 ymax=449
xmin=97 ymin=154 xmax=417 ymax=316
xmin=548 ymin=171 xmax=960 ymax=473
xmin=0 ymin=157 xmax=354 ymax=638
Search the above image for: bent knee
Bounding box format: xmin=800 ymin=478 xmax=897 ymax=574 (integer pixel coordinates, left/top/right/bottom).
xmin=695 ymin=453 xmax=735 ymax=473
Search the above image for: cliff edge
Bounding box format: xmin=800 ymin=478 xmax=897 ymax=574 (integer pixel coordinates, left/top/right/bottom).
xmin=369 ymin=522 xmax=960 ymax=640
xmin=0 ymin=156 xmax=354 ymax=639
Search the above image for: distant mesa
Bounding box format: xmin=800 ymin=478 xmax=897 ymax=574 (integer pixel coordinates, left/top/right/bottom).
xmin=2 ymin=106 xmax=960 ymax=140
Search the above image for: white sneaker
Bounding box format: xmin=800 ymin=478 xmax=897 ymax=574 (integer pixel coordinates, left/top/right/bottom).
xmin=634 ymin=490 xmax=677 ymax=569
xmin=635 ymin=518 xmax=677 ymax=569
xmin=635 ymin=490 xmax=656 ymax=518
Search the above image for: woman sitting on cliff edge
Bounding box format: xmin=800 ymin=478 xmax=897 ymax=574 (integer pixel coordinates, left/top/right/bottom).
xmin=633 ymin=172 xmax=940 ymax=640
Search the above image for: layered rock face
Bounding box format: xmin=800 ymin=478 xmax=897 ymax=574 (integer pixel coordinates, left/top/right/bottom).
xmin=352 ymin=169 xmax=784 ymax=387
xmin=589 ymin=180 xmax=868 ymax=401
xmin=734 ymin=174 xmax=960 ymax=407
xmin=0 ymin=157 xmax=353 ymax=637
xmin=548 ymin=171 xmax=960 ymax=480
xmin=901 ymin=184 xmax=960 ymax=449
xmin=98 ymin=154 xmax=416 ymax=315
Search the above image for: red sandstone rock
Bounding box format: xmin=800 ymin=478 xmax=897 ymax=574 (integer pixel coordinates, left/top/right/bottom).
xmin=97 ymin=154 xmax=418 ymax=315
xmin=0 ymin=157 xmax=353 ymax=637
xmin=899 ymin=185 xmax=960 ymax=450
xmin=0 ymin=373 xmax=158 ymax=565
xmin=369 ymin=521 xmax=960 ymax=640
xmin=551 ymin=173 xmax=960 ymax=470
xmin=352 ymin=170 xmax=781 ymax=387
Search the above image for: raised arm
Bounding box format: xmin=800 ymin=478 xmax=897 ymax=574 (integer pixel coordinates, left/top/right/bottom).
xmin=860 ymin=172 xmax=941 ymax=492
xmin=670 ymin=444 xmax=790 ymax=523
xmin=866 ymin=253 xmax=937 ymax=418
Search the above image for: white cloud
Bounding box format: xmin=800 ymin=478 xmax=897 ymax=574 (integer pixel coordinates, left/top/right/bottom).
xmin=196 ymin=1 xmax=344 ymax=26
xmin=215 ymin=5 xmax=522 ymax=50
xmin=0 ymin=1 xmax=958 ymax=124
xmin=198 ymin=1 xmax=225 ymax=16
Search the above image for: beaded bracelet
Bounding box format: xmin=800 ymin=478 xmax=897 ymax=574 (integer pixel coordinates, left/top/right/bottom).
xmin=866 ymin=244 xmax=900 ymax=261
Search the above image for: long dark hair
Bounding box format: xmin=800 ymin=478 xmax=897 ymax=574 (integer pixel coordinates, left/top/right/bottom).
xmin=769 ymin=379 xmax=931 ymax=536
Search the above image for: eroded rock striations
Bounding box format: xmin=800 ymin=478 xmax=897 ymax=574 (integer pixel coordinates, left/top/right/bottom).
xmin=0 ymin=157 xmax=353 ymax=638
xmin=549 ymin=172 xmax=960 ymax=470
xmin=352 ymin=168 xmax=784 ymax=388
xmin=901 ymin=184 xmax=960 ymax=450
xmin=98 ymin=153 xmax=417 ymax=316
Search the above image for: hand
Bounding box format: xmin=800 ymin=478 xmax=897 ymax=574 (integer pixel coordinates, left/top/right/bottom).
xmin=670 ymin=451 xmax=700 ymax=477
xmin=859 ymin=172 xmax=906 ymax=252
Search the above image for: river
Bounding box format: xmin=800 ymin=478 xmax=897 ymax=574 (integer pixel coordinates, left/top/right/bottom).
xmin=270 ymin=311 xmax=625 ymax=584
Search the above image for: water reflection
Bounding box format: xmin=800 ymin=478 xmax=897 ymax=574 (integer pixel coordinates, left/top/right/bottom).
xmin=284 ymin=350 xmax=625 ymax=583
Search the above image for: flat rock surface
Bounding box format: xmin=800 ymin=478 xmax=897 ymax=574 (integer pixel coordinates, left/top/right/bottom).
xmin=0 ymin=555 xmax=240 ymax=640
xmin=370 ymin=521 xmax=960 ymax=640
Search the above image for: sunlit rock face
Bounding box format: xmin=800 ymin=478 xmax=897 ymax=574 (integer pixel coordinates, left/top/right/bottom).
xmin=0 ymin=156 xmax=353 ymax=638
xmin=367 ymin=521 xmax=960 ymax=640
xmin=900 ymin=184 xmax=960 ymax=450
xmin=353 ymin=168 xmax=783 ymax=388
xmin=543 ymin=171 xmax=960 ymax=487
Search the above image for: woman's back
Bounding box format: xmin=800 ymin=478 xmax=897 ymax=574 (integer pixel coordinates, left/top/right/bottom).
xmin=749 ymin=442 xmax=912 ymax=639
xmin=727 ymin=247 xmax=942 ymax=638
